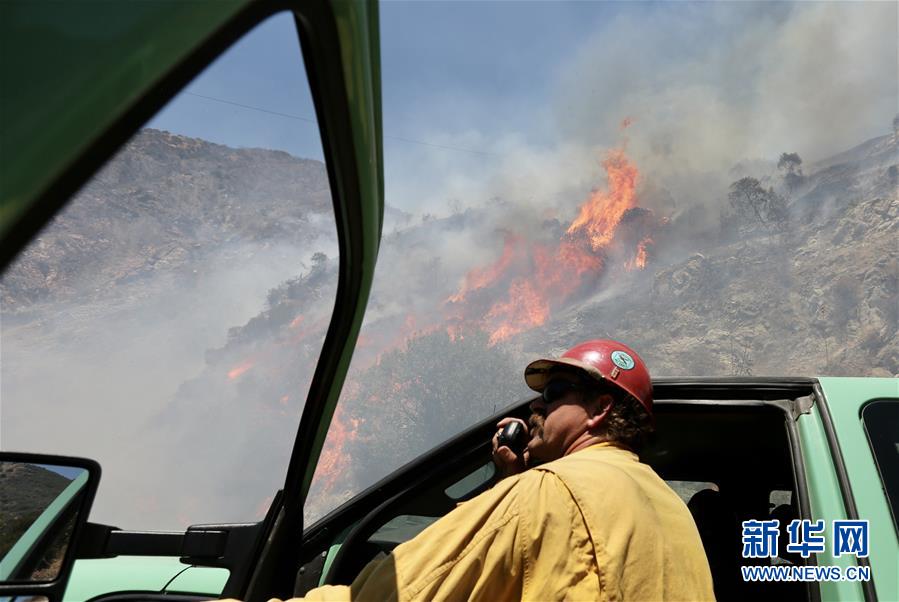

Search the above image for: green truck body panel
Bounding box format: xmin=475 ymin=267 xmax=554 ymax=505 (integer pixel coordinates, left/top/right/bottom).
xmin=65 ymin=557 xmax=227 ymax=602
xmin=817 ymin=377 xmax=899 ymax=601
xmin=166 ymin=564 xmax=230 ymax=596
xmin=797 ymin=400 xmax=865 ymax=601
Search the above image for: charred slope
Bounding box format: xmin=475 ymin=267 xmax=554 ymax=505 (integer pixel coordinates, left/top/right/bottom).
xmin=181 ymin=131 xmax=898 ymax=399
xmin=3 ymin=129 xmax=895 ymax=380
xmin=529 ymin=135 xmax=898 ymax=377
xmin=1 ymin=128 xmax=332 ymax=311
xmin=531 ymin=195 xmax=897 ymax=377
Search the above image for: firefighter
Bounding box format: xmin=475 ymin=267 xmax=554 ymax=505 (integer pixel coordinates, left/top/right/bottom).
xmin=286 ymin=340 xmax=715 ymax=601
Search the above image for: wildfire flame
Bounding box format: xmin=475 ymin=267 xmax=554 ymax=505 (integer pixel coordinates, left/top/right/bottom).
xmin=447 ymin=232 xmax=520 ymax=303
xmin=485 ymin=279 xmax=549 ymax=345
xmin=288 ymin=314 xmax=327 ymax=345
xmin=633 ymin=237 xmax=652 ymax=270
xmin=227 ymin=359 xmax=254 ymax=380
xmin=372 ymin=315 xmax=444 ymax=365
xmin=313 ymin=404 xmax=362 ymax=490
xmin=566 ymin=148 xmax=639 ymax=251
xmin=447 ymin=144 xmax=641 ymax=344
xmin=231 ymin=125 xmax=660 ymax=501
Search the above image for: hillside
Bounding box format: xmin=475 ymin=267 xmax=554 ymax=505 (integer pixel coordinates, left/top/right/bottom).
xmin=200 ymin=132 xmax=897 ymax=381
xmin=0 ymin=463 xmax=72 ymax=558
xmin=1 ymin=129 xmax=332 ymax=312
xmin=529 ymin=194 xmax=897 ymax=377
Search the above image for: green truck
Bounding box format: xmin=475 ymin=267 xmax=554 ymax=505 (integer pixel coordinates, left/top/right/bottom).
xmin=1 ymin=2 xmax=895 ymax=602
xmin=3 ymin=379 xmax=897 ymax=601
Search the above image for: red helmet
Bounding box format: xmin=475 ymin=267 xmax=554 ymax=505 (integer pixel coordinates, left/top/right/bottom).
xmin=524 ymin=339 xmax=652 ymax=416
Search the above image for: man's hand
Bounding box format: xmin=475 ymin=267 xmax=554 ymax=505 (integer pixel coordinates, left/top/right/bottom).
xmin=492 ymin=417 xmax=529 ymax=479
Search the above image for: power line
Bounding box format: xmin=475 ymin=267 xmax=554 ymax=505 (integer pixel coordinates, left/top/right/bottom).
xmin=184 ymin=91 xmax=496 ymax=157
xmin=384 ymin=134 xmax=495 ymax=157
xmin=185 ymin=92 xmax=316 ymax=123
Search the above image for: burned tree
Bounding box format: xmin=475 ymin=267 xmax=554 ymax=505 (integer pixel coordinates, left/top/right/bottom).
xmin=777 ymin=152 xmax=802 ymax=174
xmin=777 ymin=152 xmax=804 ymax=195
xmin=727 ymin=177 xmax=788 ymax=232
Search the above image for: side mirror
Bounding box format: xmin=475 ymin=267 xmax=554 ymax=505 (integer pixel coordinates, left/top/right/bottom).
xmin=0 ymin=452 xmax=100 ymax=602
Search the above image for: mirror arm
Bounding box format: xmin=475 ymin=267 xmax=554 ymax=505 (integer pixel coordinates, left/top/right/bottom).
xmin=77 ymin=523 xmax=233 ymax=559
xmin=75 ymin=490 xmax=282 ymax=597
xmin=76 ymin=523 xmax=119 ymax=559
xmin=76 ymin=522 xmax=263 ymax=570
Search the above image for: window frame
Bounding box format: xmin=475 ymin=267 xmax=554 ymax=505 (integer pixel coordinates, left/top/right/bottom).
xmin=0 ymin=1 xmax=383 ymax=600
xmin=861 ymin=398 xmax=899 ymax=538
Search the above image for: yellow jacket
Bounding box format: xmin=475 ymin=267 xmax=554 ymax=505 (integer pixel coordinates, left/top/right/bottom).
xmin=299 ymin=443 xmax=714 ymax=601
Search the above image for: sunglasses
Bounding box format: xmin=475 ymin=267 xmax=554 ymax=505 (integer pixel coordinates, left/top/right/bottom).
xmin=542 ymin=380 xmax=585 ymax=404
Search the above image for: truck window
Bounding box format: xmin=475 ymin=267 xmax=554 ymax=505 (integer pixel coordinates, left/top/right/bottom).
xmin=861 ymin=399 xmax=899 ymax=534
xmin=668 ymin=480 xmax=719 ymax=505
xmin=1 ymin=11 xmax=336 ymax=531
xmin=646 ymin=401 xmax=809 ymax=601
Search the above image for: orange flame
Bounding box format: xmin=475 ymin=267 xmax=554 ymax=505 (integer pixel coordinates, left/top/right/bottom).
xmin=485 ymin=279 xmax=550 ymax=344
xmin=287 ymin=314 xmax=328 ymax=345
xmin=314 ymin=404 xmax=362 ymax=490
xmin=363 ymin=314 xmax=445 ymax=367
xmin=633 ymin=237 xmax=651 ymax=269
xmin=447 ymin=232 xmax=520 ymax=303
xmin=227 ymin=359 xmax=254 ymax=380
xmin=481 ymin=239 xmax=605 ymax=344
xmin=443 ymin=142 xmax=644 ymax=346
xmin=535 ymin=239 xmax=604 ymax=286
xmin=566 ymin=149 xmax=639 ymax=251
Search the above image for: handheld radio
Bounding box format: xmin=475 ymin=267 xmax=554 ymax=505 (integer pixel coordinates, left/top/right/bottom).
xmin=497 ymin=421 xmax=528 ymax=457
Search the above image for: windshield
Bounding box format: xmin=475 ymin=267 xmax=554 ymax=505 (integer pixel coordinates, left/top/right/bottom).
xmin=1 ymin=12 xmax=337 ymax=530
xmin=304 ymin=1 xmax=897 ymax=522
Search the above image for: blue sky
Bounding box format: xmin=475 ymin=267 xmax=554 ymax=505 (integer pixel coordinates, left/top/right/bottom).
xmin=148 ymin=1 xmax=897 ymax=215
xmin=149 ymin=3 xmax=638 ymax=158
xmin=36 ymin=463 xmax=84 ymax=480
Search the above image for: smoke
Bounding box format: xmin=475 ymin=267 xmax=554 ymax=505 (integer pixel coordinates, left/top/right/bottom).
xmin=554 ymin=2 xmax=897 ymax=197
xmin=1 ymin=232 xmax=333 ymax=528
xmin=387 ymin=2 xmax=896 ymax=223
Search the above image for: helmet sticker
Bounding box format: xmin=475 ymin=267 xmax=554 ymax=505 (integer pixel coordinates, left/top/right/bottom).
xmin=611 ymin=350 xmax=635 ymax=370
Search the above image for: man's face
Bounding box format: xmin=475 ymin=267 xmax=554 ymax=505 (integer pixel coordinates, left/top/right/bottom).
xmin=527 ymin=373 xmax=597 ymax=463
